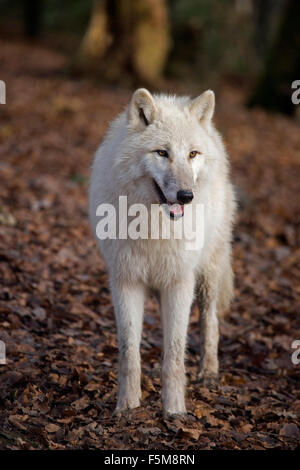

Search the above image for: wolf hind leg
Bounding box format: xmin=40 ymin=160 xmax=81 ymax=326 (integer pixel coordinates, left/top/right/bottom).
xmin=196 ymin=274 xmax=219 ymax=388
xmin=217 ymin=258 xmax=234 ymax=317
xmin=196 ymin=244 xmax=234 ymax=386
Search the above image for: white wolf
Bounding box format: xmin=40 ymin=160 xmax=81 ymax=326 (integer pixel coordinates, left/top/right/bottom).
xmin=89 ymin=88 xmax=235 ymax=417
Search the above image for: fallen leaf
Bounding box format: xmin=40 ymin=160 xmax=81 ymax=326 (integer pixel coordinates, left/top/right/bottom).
xmin=45 ymin=424 xmax=60 ymax=433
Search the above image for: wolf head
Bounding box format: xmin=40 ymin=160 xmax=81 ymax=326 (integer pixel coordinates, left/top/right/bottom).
xmin=124 ymin=88 xmax=222 ymax=218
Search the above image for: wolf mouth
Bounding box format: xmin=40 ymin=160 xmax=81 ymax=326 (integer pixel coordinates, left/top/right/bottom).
xmin=152 ymin=179 xmax=184 ymax=219
xmin=153 ymin=179 xmax=167 ymax=204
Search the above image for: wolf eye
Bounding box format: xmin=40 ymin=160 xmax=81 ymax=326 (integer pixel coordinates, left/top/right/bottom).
xmin=155 ymin=150 xmax=168 ymax=158
xmin=189 ymin=150 xmax=199 ymax=159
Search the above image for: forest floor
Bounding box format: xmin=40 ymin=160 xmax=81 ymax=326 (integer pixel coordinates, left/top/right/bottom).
xmin=0 ymin=39 xmax=299 ymax=450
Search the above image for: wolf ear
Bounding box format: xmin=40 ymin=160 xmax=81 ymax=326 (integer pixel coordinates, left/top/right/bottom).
xmin=128 ymin=88 xmax=157 ymax=130
xmin=189 ymin=90 xmax=215 ymax=126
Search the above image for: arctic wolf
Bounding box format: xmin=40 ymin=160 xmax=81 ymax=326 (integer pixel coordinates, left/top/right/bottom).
xmin=89 ymin=88 xmax=235 ymax=417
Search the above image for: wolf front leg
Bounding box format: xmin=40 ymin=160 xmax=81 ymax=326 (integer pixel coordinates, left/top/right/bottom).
xmin=110 ymin=282 xmax=145 ymax=412
xmin=161 ymin=278 xmax=194 ymax=417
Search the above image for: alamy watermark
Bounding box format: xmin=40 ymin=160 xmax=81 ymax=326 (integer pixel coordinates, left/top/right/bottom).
xmin=0 ymin=80 xmax=6 ymax=105
xmin=95 ymin=196 xmax=204 ymax=251
xmin=291 ymin=340 xmax=300 ymax=365
xmin=0 ymin=340 xmax=6 ymax=365
xmin=291 ymin=80 xmax=300 ymax=105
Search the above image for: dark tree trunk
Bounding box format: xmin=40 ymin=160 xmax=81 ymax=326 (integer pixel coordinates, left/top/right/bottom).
xmin=248 ymin=0 xmax=300 ymax=115
xmin=252 ymin=0 xmax=276 ymax=58
xmin=23 ymin=0 xmax=43 ymax=38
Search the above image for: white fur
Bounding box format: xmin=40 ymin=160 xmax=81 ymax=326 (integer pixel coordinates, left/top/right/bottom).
xmin=89 ymin=89 xmax=236 ymax=416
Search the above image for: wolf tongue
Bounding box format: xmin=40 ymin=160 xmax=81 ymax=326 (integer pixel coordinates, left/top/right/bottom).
xmin=169 ymin=203 xmax=184 ymax=215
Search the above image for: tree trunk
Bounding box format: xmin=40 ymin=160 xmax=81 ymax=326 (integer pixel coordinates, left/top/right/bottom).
xmin=23 ymin=0 xmax=43 ymax=38
xmin=252 ymin=0 xmax=275 ymax=58
xmin=75 ymin=0 xmax=112 ymax=71
xmin=131 ymin=0 xmax=171 ymax=84
xmin=248 ymin=0 xmax=300 ymax=115
xmin=74 ymin=0 xmax=171 ymax=86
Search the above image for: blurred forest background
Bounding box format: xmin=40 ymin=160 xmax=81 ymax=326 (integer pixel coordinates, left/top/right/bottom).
xmin=0 ymin=0 xmax=299 ymax=115
xmin=0 ymin=0 xmax=299 ymax=451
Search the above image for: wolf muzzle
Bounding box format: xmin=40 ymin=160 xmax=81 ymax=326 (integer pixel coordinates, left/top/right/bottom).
xmin=177 ymin=190 xmax=194 ymax=204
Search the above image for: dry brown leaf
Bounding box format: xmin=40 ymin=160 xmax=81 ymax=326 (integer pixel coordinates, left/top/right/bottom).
xmin=45 ymin=423 xmax=60 ymax=433
xmin=178 ymin=427 xmax=201 ymax=441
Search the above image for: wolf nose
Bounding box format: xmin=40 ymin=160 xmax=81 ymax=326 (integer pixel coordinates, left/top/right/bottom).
xmin=177 ymin=190 xmax=194 ymax=204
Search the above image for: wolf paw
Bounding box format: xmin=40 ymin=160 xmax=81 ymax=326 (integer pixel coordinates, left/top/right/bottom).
xmin=197 ymin=371 xmax=219 ymax=389
xmin=113 ymin=408 xmax=138 ymax=421
xmin=163 ymin=411 xmax=187 ymax=422
xmin=114 ymin=395 xmax=140 ymax=416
